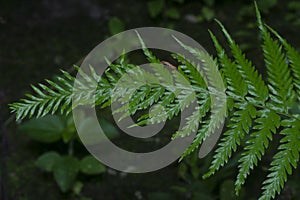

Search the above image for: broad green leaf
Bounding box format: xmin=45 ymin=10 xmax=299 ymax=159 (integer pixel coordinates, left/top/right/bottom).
xmin=53 ymin=156 xmax=80 ymax=192
xmin=35 ymin=151 xmax=61 ymax=172
xmin=19 ymin=115 xmax=64 ymax=143
xmin=62 ymin=116 xmax=76 ymax=143
xmin=80 ymin=156 xmax=106 ymax=175
xmin=62 ymin=130 xmax=75 ymax=143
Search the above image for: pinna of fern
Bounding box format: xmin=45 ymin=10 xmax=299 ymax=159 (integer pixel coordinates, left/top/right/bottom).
xmin=203 ymin=3 xmax=300 ymax=200
xmin=8 ymin=3 xmax=300 ymax=200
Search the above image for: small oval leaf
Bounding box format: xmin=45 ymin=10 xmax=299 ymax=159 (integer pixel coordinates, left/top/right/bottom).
xmin=80 ymin=156 xmax=106 ymax=175
xmin=53 ymin=156 xmax=80 ymax=192
xmin=35 ymin=151 xmax=61 ymax=172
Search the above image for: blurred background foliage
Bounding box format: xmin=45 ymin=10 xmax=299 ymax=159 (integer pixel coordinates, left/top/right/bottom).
xmin=1 ymin=0 xmax=300 ymax=199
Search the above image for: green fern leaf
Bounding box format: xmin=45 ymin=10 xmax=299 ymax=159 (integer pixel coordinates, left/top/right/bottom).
xmin=235 ymin=109 xmax=280 ymax=194
xmin=204 ymin=103 xmax=256 ymax=179
xmin=216 ymin=20 xmax=269 ymax=104
xmin=259 ymin=119 xmax=300 ymax=200
xmin=208 ymin=30 xmax=248 ymax=100
xmin=267 ymin=26 xmax=300 ymax=101
xmin=173 ymin=37 xmax=227 ymax=159
xmin=255 ymin=4 xmax=295 ymax=112
xmin=9 ymin=70 xmax=75 ymax=120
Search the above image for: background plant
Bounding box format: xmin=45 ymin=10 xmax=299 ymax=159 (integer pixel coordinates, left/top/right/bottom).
xmin=17 ymin=114 xmax=118 ymax=199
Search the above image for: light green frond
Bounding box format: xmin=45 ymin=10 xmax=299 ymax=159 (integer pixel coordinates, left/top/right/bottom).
xmin=10 ymin=70 xmax=75 ymax=120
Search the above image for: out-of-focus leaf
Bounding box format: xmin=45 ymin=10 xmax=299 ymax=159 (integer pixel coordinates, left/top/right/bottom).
xmin=62 ymin=116 xmax=76 ymax=143
xmin=35 ymin=151 xmax=61 ymax=172
xmin=19 ymin=115 xmax=64 ymax=143
xmin=53 ymin=156 xmax=80 ymax=192
xmin=108 ymin=17 xmax=125 ymax=35
xmin=177 ymin=163 xmax=187 ymax=179
xmin=80 ymin=156 xmax=106 ymax=175
xmin=147 ymin=0 xmax=164 ymax=18
xmin=100 ymin=118 xmax=120 ymax=139
xmin=166 ymin=8 xmax=180 ymax=19
xmin=62 ymin=130 xmax=75 ymax=143
xmin=288 ymin=1 xmax=300 ymax=10
xmin=201 ymin=7 xmax=215 ymax=21
xmin=72 ymin=181 xmax=84 ymax=195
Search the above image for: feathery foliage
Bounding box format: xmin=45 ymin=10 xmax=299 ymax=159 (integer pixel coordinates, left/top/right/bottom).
xmin=9 ymin=3 xmax=300 ymax=200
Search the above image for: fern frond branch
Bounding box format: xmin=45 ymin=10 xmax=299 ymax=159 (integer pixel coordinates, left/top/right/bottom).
xmin=235 ymin=109 xmax=281 ymax=194
xmin=266 ymin=25 xmax=300 ymax=101
xmin=260 ymin=119 xmax=300 ymax=200
xmin=255 ymin=3 xmax=295 ymax=112
xmin=215 ymin=19 xmax=269 ymax=104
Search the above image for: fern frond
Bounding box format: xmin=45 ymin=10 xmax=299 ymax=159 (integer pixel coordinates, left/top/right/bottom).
xmin=255 ymin=4 xmax=295 ymax=112
xmin=267 ymin=25 xmax=300 ymax=101
xmin=174 ymin=37 xmax=225 ymax=95
xmin=179 ymin=118 xmax=211 ymax=160
xmin=260 ymin=119 xmax=300 ymax=200
xmin=215 ymin=20 xmax=269 ymax=104
xmin=203 ymin=103 xmax=256 ymax=179
xmin=172 ymin=94 xmax=210 ymax=139
xmin=152 ymin=63 xmax=175 ymax=86
xmin=235 ymin=110 xmax=280 ymax=194
xmin=136 ymin=31 xmax=160 ymax=63
xmin=202 ymin=31 xmax=257 ymax=179
xmin=180 ymin=93 xmax=227 ymax=159
xmin=171 ymin=53 xmax=207 ymax=89
xmin=10 ymin=70 xmax=75 ymax=120
xmin=173 ymin=37 xmax=227 ymax=159
xmin=208 ymin=30 xmax=248 ymax=100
